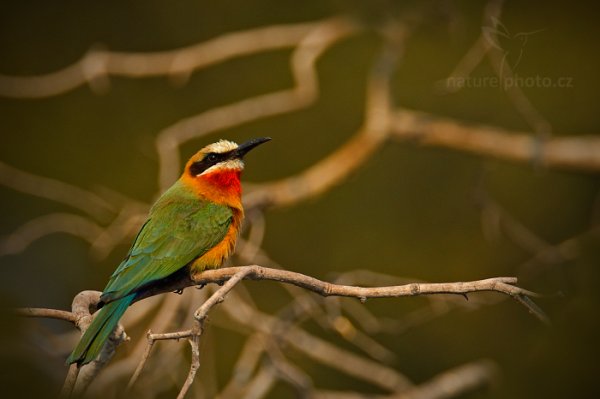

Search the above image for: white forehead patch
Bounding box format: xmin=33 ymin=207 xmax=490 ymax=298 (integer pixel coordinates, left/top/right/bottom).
xmin=202 ymin=139 xmax=239 ymax=154
xmin=199 ymin=159 xmax=245 ymax=176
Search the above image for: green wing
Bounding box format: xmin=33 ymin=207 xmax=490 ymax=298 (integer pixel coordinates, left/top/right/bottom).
xmin=101 ymin=182 xmax=233 ymax=302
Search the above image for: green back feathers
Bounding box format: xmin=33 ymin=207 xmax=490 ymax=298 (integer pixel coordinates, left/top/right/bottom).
xmin=101 ymin=180 xmax=233 ymax=303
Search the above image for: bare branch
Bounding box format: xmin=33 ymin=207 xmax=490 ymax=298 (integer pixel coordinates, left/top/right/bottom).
xmin=126 ymin=330 xmax=156 ymax=391
xmin=215 ymin=277 xmax=515 ymax=393
xmin=265 ymin=343 xmax=313 ymax=394
xmin=0 ymin=20 xmax=337 ymax=98
xmin=192 ymin=266 xmax=539 ymax=300
xmin=435 ymin=34 xmax=491 ymax=94
xmin=217 ymin=333 xmax=267 ymax=398
xmin=176 ymin=334 xmax=201 ymax=399
xmin=16 ymin=293 xmax=120 ymax=398
xmin=311 ymin=360 xmax=497 ymax=399
xmin=59 ymin=365 xmax=80 ymax=399
xmin=244 ymin=26 xmax=407 ymax=210
xmin=127 ymin=270 xmax=251 ymax=398
xmin=156 ymin=17 xmax=359 ymax=189
xmin=239 ymin=365 xmax=278 ymax=399
xmin=0 ymin=213 xmax=104 ymax=257
xmin=137 ymin=272 xmax=416 ymax=393
xmin=0 ymin=161 xmax=115 ymax=221
xmin=435 ymin=0 xmax=504 ymax=94
xmin=126 ymin=326 xmax=195 ymax=392
xmin=513 ymin=295 xmax=550 ymax=324
xmin=390 ymin=359 xmax=498 ymax=399
xmin=6 ymin=9 xmax=571 ymax=398
xmin=18 ymin=263 xmax=542 ymax=396
xmin=195 ymin=268 xmax=253 ymax=320
xmin=15 ymin=307 xmax=78 ymax=324
xmin=175 ymin=270 xmax=251 ymax=399
xmin=391 ymin=109 xmax=600 ymax=172
xmin=283 ymin=321 xmax=412 ymax=392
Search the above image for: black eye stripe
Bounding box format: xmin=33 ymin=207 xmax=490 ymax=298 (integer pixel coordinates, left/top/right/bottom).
xmin=189 ymin=151 xmax=231 ymax=176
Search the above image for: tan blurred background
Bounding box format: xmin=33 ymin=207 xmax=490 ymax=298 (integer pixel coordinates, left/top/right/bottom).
xmin=1 ymin=1 xmax=599 ymax=398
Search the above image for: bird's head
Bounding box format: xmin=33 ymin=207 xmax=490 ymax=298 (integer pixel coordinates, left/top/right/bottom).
xmin=182 ymin=137 xmax=271 ymax=206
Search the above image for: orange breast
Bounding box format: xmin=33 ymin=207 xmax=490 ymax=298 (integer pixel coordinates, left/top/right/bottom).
xmin=190 ymin=208 xmax=243 ymax=275
xmin=180 ymin=167 xmax=245 ymax=275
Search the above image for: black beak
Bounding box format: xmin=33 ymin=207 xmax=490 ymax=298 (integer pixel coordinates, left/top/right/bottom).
xmin=234 ymin=137 xmax=271 ymax=158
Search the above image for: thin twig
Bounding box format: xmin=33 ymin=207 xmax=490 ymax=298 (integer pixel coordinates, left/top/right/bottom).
xmin=514 ymin=295 xmax=550 ymax=325
xmin=126 ymin=328 xmax=196 ymax=391
xmin=179 ymin=270 xmax=251 ymax=399
xmin=0 ymin=161 xmax=115 ymax=221
xmin=194 ymin=268 xmax=254 ymax=321
xmin=126 ymin=330 xmax=156 ymax=391
xmin=127 ymin=270 xmax=251 ymax=397
xmin=59 ymin=364 xmax=80 ymax=399
xmin=176 ymin=333 xmax=201 ymax=399
xmin=15 ymin=307 xmax=78 ymax=324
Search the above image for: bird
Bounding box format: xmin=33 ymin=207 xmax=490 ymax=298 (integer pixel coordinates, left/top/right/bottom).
xmin=67 ymin=137 xmax=271 ymax=365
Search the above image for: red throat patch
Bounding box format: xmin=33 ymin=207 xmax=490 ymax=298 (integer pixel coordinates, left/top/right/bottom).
xmin=201 ymin=170 xmax=242 ymax=195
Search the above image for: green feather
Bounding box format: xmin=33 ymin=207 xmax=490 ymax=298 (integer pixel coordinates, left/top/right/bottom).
xmin=67 ymin=180 xmax=234 ymax=364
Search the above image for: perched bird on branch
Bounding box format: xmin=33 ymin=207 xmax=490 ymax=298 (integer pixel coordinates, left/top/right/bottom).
xmin=67 ymin=137 xmax=271 ymax=365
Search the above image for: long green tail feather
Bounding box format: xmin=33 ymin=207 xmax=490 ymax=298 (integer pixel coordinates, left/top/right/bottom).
xmin=66 ymin=294 xmax=135 ymax=365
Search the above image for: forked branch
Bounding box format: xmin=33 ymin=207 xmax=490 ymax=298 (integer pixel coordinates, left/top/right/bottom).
xmin=126 ymin=264 xmax=545 ymax=397
xmin=18 ymin=264 xmax=544 ymax=397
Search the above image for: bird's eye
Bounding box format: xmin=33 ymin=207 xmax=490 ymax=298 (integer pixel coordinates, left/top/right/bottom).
xmin=207 ymin=153 xmax=218 ymax=162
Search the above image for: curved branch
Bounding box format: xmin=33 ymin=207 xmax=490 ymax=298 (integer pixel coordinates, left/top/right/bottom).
xmin=15 ymin=307 xmax=78 ymax=324
xmin=155 ymin=17 xmax=359 ymax=190
xmin=0 ymin=161 xmax=115 ymax=221
xmin=392 ymin=109 xmax=600 ymax=172
xmin=243 ymin=26 xmax=407 ymax=210
xmin=17 ymin=291 xmax=129 ymax=397
xmin=0 ymin=20 xmax=333 ymax=98
xmin=0 ymin=213 xmax=104 ymax=257
xmin=17 ymin=291 xmax=125 ymax=397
